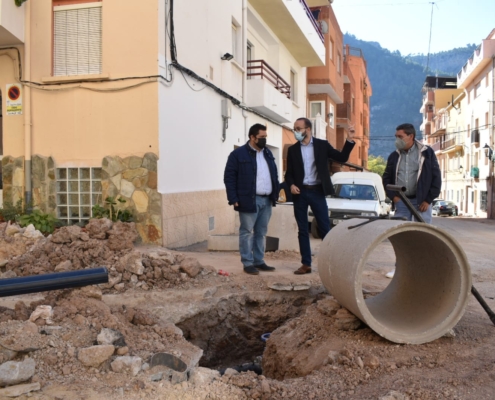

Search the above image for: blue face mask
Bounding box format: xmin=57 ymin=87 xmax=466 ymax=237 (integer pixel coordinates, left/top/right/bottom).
xmin=294 ymin=130 xmax=306 ymax=142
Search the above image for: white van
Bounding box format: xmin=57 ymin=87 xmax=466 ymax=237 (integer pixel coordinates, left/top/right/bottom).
xmin=310 ymin=171 xmax=391 ymax=236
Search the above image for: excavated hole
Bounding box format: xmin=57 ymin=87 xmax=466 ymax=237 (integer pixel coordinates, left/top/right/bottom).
xmin=176 ymin=291 xmax=322 ymax=371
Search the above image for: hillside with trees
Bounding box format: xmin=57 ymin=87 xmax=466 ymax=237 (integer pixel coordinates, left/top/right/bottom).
xmin=343 ymin=34 xmax=476 ymax=158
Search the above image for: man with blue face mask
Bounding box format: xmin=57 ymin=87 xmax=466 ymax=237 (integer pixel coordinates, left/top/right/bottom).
xmin=285 ymin=117 xmax=355 ymax=275
xmin=382 ymin=123 xmax=441 ymax=278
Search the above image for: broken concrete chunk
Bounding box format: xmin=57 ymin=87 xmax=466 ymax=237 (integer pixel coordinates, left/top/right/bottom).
xmin=110 ymin=356 xmax=142 ymax=376
xmin=179 ymin=258 xmax=203 ymax=278
xmin=22 ymin=225 xmax=44 ymax=240
xmin=29 ymin=305 xmax=53 ymax=325
xmin=268 ymin=283 xmax=293 ymax=291
xmin=77 ymin=345 xmax=115 ymax=367
xmin=292 ymin=282 xmax=311 ymax=291
xmin=0 ymin=358 xmax=36 ymax=386
xmin=85 ymin=218 xmax=113 ymax=239
xmin=0 ymin=382 xmax=41 ymax=397
xmin=97 ymin=328 xmax=126 ymax=347
xmin=188 ymin=367 xmax=220 ymax=386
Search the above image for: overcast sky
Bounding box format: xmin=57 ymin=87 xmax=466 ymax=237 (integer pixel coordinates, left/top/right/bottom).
xmin=332 ymin=0 xmax=495 ymax=55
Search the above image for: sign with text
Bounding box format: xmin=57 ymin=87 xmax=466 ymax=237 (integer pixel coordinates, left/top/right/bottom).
xmin=6 ymin=84 xmax=23 ymax=115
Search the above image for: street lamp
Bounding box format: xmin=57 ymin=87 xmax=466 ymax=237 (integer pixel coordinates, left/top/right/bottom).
xmin=483 ymin=143 xmax=494 ymax=161
xmin=459 ymin=165 xmax=463 ymax=174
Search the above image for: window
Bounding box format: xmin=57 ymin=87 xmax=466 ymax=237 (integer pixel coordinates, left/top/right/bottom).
xmin=337 ymin=52 xmax=341 ymax=74
xmin=309 ymin=101 xmax=324 ymax=118
xmin=474 ymin=81 xmax=481 ymax=98
xmin=247 ymin=41 xmax=253 ymax=63
xmin=480 ymin=191 xmax=488 ymax=211
xmin=53 ymin=2 xmax=102 ymax=76
xmin=329 ymin=38 xmax=334 ymax=61
xmin=486 ymin=73 xmax=489 ymax=87
xmin=56 ymin=167 xmax=102 ymax=225
xmin=232 ymin=24 xmax=239 ymax=61
xmin=290 ymin=70 xmax=297 ymax=102
xmin=329 ymin=104 xmax=335 ymax=128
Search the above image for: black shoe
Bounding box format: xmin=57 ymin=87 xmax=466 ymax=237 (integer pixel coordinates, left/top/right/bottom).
xmin=254 ymin=263 xmax=276 ymax=271
xmin=244 ymin=266 xmax=260 ymax=275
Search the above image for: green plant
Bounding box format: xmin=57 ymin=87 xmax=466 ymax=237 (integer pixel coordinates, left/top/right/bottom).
xmin=15 ymin=0 xmax=27 ymax=7
xmin=18 ymin=209 xmax=57 ymax=234
xmin=91 ymin=197 xmax=134 ymax=223
xmin=0 ymin=199 xmax=25 ymax=223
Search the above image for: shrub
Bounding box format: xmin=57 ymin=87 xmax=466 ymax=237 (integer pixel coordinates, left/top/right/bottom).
xmin=18 ymin=209 xmax=58 ymax=234
xmin=0 ymin=199 xmax=24 ymax=223
xmin=91 ymin=197 xmax=133 ymax=223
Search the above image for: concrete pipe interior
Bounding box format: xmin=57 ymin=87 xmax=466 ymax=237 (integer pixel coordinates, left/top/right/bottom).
xmin=318 ymin=220 xmax=472 ymax=344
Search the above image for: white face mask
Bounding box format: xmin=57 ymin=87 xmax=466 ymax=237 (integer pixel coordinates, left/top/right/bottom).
xmin=395 ymin=137 xmax=407 ymax=151
xmin=294 ymin=129 xmax=306 ymax=142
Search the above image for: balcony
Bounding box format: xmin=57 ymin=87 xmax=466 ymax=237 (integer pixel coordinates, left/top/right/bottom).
xmin=248 ymin=0 xmax=325 ymax=66
xmin=441 ymin=135 xmax=464 ymax=153
xmin=430 ymin=141 xmax=441 ymax=153
xmin=457 ymin=40 xmax=495 ymax=89
xmin=336 ymin=102 xmax=352 ymax=128
xmin=0 ymin=0 xmax=25 ymax=45
xmin=246 ymin=60 xmax=292 ymax=123
xmin=471 ymin=167 xmax=479 ymax=179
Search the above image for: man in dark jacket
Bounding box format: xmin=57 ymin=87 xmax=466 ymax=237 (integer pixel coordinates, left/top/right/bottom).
xmin=285 ymin=117 xmax=355 ymax=274
xmin=224 ymin=124 xmax=279 ymax=275
xmin=382 ymin=123 xmax=441 ymax=278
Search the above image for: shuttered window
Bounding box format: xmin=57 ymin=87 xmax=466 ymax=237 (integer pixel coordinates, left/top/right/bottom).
xmin=53 ymin=3 xmax=102 ymax=76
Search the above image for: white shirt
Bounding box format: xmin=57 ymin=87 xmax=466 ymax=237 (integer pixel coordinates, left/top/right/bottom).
xmin=300 ymin=137 xmax=321 ymax=185
xmin=250 ymin=145 xmax=272 ymax=195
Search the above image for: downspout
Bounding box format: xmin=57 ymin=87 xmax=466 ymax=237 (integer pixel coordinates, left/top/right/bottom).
xmin=241 ymin=0 xmax=248 ymax=143
xmin=490 ymin=56 xmax=495 ymax=218
xmin=24 ymin=1 xmax=32 ymax=209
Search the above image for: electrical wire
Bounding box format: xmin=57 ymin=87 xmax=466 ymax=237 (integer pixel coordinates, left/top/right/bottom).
xmin=425 ymin=2 xmax=435 ymax=75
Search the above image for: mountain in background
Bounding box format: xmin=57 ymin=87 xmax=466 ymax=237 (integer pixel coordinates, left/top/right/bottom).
xmin=343 ymin=34 xmax=476 ymax=158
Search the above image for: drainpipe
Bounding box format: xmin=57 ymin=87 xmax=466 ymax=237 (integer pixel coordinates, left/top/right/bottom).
xmin=23 ymin=1 xmax=32 ymax=209
xmin=490 ymin=56 xmax=495 ymax=218
xmin=242 ymin=0 xmax=248 ymax=143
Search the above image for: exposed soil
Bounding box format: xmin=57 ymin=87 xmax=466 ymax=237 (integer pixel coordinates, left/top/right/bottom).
xmin=0 ymin=217 xmax=494 ymax=399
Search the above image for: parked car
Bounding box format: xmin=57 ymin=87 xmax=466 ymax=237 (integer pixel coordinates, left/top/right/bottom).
xmin=433 ymin=201 xmax=458 ymax=217
xmin=310 ymin=172 xmax=391 ymax=237
xmin=432 ymin=198 xmax=445 ymax=207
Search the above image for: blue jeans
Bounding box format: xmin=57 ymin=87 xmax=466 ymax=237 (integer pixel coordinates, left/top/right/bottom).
xmin=239 ymin=195 xmax=273 ymax=267
xmin=394 ymin=198 xmax=432 ymax=224
xmin=293 ymin=187 xmax=330 ymax=266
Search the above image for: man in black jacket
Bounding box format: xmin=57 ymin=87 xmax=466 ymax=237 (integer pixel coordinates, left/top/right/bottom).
xmin=285 ymin=117 xmax=355 ymax=274
xmin=224 ymin=124 xmax=279 ymax=275
xmin=382 ymin=123 xmax=441 ymax=278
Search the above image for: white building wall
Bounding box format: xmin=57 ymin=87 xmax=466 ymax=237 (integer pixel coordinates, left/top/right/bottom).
xmin=156 ymin=0 xmax=310 ymax=247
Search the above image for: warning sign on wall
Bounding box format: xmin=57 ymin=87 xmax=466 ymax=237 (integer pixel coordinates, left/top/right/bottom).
xmin=6 ymin=84 xmax=23 ymax=115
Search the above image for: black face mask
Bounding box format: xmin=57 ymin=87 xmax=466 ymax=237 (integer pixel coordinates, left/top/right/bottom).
xmin=256 ymin=138 xmax=267 ymax=149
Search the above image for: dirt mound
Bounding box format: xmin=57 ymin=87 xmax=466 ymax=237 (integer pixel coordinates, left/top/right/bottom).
xmin=0 ymin=220 xmax=217 ymax=293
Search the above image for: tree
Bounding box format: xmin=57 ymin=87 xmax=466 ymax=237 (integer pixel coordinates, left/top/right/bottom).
xmin=368 ymin=155 xmax=387 ymax=176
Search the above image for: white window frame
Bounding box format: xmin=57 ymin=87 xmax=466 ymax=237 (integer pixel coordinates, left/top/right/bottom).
xmin=329 ymin=103 xmax=335 ymax=128
xmin=290 ymin=69 xmax=297 ymax=103
xmin=309 ymin=101 xmax=325 ymax=118
xmin=56 ymin=167 xmax=103 ymax=225
xmin=232 ymin=20 xmax=241 ymax=62
xmin=53 ymin=2 xmax=102 ymax=76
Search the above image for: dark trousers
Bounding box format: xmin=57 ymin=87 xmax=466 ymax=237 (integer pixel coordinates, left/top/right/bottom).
xmin=293 ymin=186 xmax=331 ymax=266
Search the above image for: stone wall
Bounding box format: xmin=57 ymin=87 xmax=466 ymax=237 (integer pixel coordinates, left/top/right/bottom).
xmin=2 ymin=156 xmax=25 ymax=206
xmin=161 ymin=189 xmax=235 ymax=248
xmin=32 ymin=155 xmax=56 ymax=214
xmin=101 ymin=153 xmax=162 ymax=244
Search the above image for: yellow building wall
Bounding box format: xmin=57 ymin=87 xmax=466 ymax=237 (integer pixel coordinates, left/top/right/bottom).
xmin=4 ymin=0 xmax=160 ymax=165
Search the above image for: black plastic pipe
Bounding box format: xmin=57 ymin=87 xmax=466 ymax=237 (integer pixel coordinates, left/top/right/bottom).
xmin=0 ymin=267 xmax=108 ymax=298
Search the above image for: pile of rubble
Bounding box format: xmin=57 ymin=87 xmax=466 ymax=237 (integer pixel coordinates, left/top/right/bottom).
xmin=0 ymin=219 xmax=216 ymax=293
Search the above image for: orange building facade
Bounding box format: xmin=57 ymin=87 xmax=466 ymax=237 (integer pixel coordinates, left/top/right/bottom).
xmin=306 ymin=5 xmax=372 ymax=172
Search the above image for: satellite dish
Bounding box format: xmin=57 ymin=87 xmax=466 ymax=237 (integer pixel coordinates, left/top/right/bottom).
xmin=319 ymin=21 xmax=329 ymax=34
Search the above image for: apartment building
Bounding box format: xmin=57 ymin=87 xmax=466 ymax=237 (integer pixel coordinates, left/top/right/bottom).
xmin=0 ymin=0 xmax=327 ymax=247
xmin=419 ymin=28 xmax=495 ymax=218
xmin=306 ymin=5 xmax=371 ymax=173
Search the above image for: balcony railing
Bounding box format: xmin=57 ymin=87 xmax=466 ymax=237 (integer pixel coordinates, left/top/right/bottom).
xmin=430 ymin=141 xmax=441 ymax=152
xmin=337 ymin=102 xmax=351 ymax=120
xmin=299 ymin=0 xmax=324 ymax=43
xmin=441 ymin=137 xmax=456 ymax=150
xmin=247 ymin=60 xmax=291 ymax=99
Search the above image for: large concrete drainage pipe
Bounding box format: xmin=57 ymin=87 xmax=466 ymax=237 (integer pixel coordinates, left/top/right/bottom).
xmin=318 ymin=219 xmax=471 ymax=344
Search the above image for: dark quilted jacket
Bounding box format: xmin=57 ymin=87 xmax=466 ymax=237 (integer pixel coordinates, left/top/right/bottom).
xmin=224 ymin=142 xmax=279 ymax=213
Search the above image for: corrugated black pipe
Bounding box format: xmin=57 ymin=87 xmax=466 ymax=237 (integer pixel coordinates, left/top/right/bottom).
xmin=0 ymin=267 xmax=109 ymax=297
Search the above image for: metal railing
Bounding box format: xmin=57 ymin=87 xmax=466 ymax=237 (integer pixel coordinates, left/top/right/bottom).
xmin=430 ymin=141 xmax=441 ymax=152
xmin=247 ymin=60 xmax=291 ymax=99
xmin=299 ymin=0 xmax=324 ymax=43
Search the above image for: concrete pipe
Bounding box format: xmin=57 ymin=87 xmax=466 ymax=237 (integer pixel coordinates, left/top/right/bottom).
xmin=318 ymin=219 xmax=472 ymax=344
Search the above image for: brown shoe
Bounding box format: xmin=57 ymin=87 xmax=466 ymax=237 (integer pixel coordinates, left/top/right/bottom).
xmin=294 ymin=265 xmax=311 ymax=275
